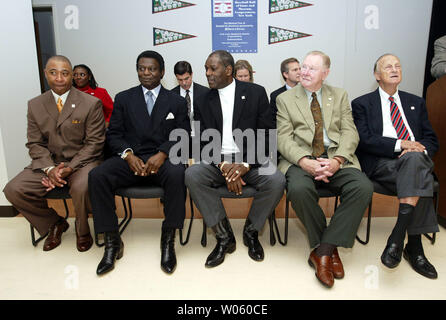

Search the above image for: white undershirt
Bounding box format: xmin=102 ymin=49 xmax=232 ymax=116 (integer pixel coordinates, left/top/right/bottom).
xmin=218 ymin=80 xmax=240 ymax=154
xmin=378 ymin=86 xmax=415 ymax=152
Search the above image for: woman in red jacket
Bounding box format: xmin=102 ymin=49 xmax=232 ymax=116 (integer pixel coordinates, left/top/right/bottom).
xmin=73 ymin=64 xmax=114 ymax=127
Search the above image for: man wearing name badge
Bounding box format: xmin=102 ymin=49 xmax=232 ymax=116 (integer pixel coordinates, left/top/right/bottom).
xmin=3 ymin=55 xmax=106 ymax=252
xmin=172 ymin=60 xmax=209 ymax=138
xmin=276 ymin=50 xmax=373 ymax=288
xmin=270 ymin=57 xmax=301 ymax=121
xmin=185 ymin=50 xmax=285 ymax=267
xmin=351 ymin=54 xmax=439 ymax=279
xmin=88 ymin=50 xmax=190 ymax=276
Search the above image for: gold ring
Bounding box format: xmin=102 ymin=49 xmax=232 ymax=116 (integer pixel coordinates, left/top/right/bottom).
xmin=151 ymin=171 xmax=155 ymax=174
xmin=134 ymin=172 xmax=138 ymax=175
xmin=235 ymin=170 xmax=240 ymax=174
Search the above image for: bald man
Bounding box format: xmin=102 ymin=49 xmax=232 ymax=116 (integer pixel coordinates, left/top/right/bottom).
xmin=3 ymin=55 xmax=106 ymax=252
xmin=352 ymin=54 xmax=439 ymax=279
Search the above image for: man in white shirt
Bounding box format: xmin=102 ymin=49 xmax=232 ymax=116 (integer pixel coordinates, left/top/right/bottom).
xmin=352 ymin=54 xmax=439 ymax=279
xmin=185 ymin=50 xmax=285 ymax=268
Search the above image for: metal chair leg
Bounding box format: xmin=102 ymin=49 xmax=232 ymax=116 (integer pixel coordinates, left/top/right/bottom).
xmin=201 ymin=220 xmax=207 ymax=247
xmin=272 ymin=199 xmax=289 ymax=246
xmin=356 ymin=200 xmax=372 ymax=245
xmin=179 ymin=194 xmax=195 ymax=245
xmin=269 ymin=211 xmax=276 ymax=246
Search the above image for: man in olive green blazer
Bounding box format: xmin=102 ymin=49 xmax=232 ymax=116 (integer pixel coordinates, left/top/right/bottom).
xmin=276 ymin=51 xmax=373 ymax=288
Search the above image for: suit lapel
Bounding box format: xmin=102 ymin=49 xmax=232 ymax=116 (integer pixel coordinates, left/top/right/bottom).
xmin=371 ymin=88 xmax=384 ymax=134
xmin=43 ymin=91 xmax=59 ymax=122
xmin=208 ymin=89 xmax=223 ymax=132
xmin=232 ymin=81 xmax=246 ymax=129
xmin=151 ymin=86 xmax=170 ymax=130
xmin=399 ymin=91 xmax=417 ymax=134
xmin=294 ymin=85 xmax=315 ymax=133
xmin=56 ymin=89 xmax=77 ymax=128
xmin=321 ymin=85 xmax=333 ymax=132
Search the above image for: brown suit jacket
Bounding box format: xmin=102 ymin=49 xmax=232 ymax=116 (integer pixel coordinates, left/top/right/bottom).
xmin=26 ymin=88 xmax=106 ymax=172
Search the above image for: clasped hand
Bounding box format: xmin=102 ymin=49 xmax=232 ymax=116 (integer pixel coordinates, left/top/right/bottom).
xmin=41 ymin=162 xmax=73 ymax=191
xmin=220 ymin=163 xmax=249 ymax=196
xmin=299 ymin=157 xmax=340 ymax=183
xmin=399 ymin=140 xmax=426 ymax=157
xmin=126 ymin=152 xmax=167 ymax=176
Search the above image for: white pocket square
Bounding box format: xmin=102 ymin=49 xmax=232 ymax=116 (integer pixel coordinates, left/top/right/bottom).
xmin=166 ymin=112 xmax=175 ymax=120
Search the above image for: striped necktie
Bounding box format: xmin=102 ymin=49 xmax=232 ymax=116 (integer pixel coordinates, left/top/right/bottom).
xmin=389 ymin=96 xmax=409 ymax=140
xmin=57 ymin=98 xmax=63 ymax=113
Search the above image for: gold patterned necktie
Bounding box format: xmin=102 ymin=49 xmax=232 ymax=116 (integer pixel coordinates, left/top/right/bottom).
xmin=310 ymin=92 xmax=324 ymax=157
xmin=57 ymin=97 xmax=63 ymax=113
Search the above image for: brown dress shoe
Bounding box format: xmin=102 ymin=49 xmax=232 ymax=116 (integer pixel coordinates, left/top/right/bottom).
xmin=43 ymin=219 xmax=69 ymax=251
xmin=331 ymin=248 xmax=345 ymax=279
xmin=308 ymin=249 xmax=334 ymax=288
xmin=76 ymin=231 xmax=93 ymax=252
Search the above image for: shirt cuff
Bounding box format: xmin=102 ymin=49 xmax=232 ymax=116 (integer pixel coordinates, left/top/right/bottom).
xmin=120 ymin=148 xmax=133 ymax=158
xmin=394 ymin=140 xmax=402 ymax=153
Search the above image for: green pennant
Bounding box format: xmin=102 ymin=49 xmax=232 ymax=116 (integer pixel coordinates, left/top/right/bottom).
xmin=269 ymin=0 xmax=312 ymax=14
xmin=153 ymin=0 xmax=195 ymax=13
xmin=268 ymin=26 xmax=311 ymax=44
xmin=153 ymin=27 xmax=196 ymax=46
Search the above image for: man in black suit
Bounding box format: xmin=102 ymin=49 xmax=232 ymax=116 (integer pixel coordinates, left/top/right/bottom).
xmin=352 ymin=54 xmax=439 ymax=279
xmin=185 ymin=50 xmax=285 ymax=268
xmin=270 ymin=57 xmax=301 ymax=121
xmin=172 ymin=61 xmax=209 ymax=138
xmin=88 ymin=50 xmax=190 ymax=276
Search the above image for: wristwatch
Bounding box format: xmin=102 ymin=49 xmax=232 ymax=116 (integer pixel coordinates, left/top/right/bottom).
xmin=242 ymin=162 xmax=250 ymax=171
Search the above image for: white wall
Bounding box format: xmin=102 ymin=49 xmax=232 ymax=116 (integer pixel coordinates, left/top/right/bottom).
xmin=0 ymin=0 xmax=41 ymax=188
xmin=30 ymin=0 xmax=433 ymax=99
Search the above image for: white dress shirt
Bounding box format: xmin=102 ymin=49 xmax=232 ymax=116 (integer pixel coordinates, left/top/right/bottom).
xmin=378 ymin=86 xmax=415 ymax=152
xmin=218 ymin=80 xmax=240 ymax=155
xmin=51 ymin=89 xmax=70 ymax=105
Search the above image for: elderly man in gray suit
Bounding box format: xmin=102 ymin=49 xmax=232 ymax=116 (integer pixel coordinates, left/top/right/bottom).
xmin=3 ymin=55 xmax=105 ymax=252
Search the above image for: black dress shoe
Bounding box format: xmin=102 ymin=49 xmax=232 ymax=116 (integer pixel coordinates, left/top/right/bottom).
xmin=381 ymin=242 xmax=403 ymax=268
xmin=97 ymin=231 xmax=124 ymax=276
xmin=403 ymin=246 xmax=438 ymax=279
xmin=243 ymin=219 xmax=264 ymax=262
xmin=161 ymin=228 xmax=177 ymax=274
xmin=205 ymin=217 xmax=236 ymax=268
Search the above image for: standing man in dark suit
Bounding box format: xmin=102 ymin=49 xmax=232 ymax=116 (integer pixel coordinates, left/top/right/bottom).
xmin=185 ymin=50 xmax=285 ymax=268
xmin=88 ymin=50 xmax=191 ymax=276
xmin=270 ymin=57 xmax=301 ymax=121
xmin=172 ymin=61 xmax=209 ymax=138
xmin=3 ymin=55 xmax=105 ymax=252
xmin=352 ymin=54 xmax=439 ymax=279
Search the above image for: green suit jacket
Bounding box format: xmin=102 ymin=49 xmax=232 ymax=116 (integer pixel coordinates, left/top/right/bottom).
xmin=276 ymin=83 xmax=361 ymax=175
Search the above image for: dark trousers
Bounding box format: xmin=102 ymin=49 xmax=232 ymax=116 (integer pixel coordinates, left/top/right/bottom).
xmin=370 ymin=152 xmax=439 ymax=235
xmin=88 ymin=156 xmax=187 ymax=234
xmin=286 ymin=165 xmax=373 ymax=249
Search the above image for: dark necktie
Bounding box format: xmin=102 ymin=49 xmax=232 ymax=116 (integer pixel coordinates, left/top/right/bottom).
xmin=185 ymin=90 xmax=191 ymax=117
xmin=146 ymin=91 xmax=154 ymax=115
xmin=389 ymin=96 xmax=410 ymax=140
xmin=310 ymin=92 xmax=324 ymax=157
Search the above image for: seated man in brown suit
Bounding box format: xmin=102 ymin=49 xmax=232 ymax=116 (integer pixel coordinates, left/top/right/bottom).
xmin=3 ymin=55 xmax=106 ymax=252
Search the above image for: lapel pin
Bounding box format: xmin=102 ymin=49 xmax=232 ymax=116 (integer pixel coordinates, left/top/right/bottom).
xmin=72 ymin=104 xmax=75 ymax=108
xmin=241 ymin=96 xmax=246 ymax=100
xmin=410 ymin=106 xmax=415 ymax=110
xmin=328 ymin=97 xmax=332 ymax=100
